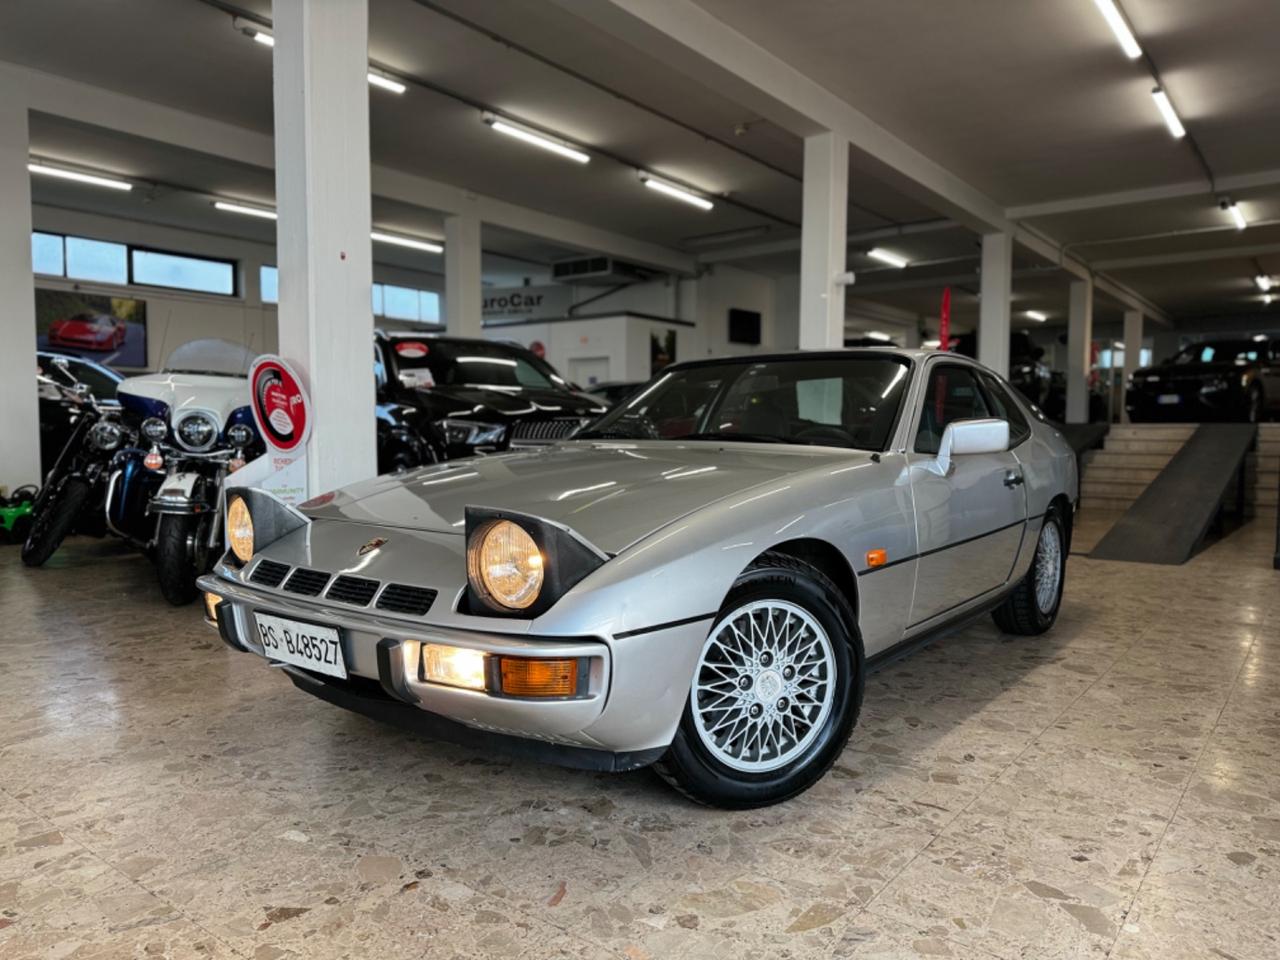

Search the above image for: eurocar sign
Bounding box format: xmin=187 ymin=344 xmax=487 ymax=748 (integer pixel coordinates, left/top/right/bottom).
xmin=482 ymin=285 xmax=571 ymax=320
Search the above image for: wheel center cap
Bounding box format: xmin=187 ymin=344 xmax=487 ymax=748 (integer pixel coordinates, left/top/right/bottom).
xmin=756 ymin=669 xmax=783 ymax=701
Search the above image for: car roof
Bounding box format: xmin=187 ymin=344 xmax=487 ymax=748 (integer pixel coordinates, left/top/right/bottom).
xmin=662 ymin=347 xmax=955 ymax=371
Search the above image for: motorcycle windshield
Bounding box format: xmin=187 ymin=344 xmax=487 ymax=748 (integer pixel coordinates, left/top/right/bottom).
xmin=163 ymin=339 xmax=256 ymax=377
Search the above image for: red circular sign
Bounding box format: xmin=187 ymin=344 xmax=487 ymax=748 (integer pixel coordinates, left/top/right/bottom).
xmin=249 ymin=355 xmax=311 ymax=454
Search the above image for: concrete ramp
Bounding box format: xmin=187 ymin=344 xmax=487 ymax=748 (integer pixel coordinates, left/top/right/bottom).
xmin=1090 ymin=424 xmax=1257 ymax=565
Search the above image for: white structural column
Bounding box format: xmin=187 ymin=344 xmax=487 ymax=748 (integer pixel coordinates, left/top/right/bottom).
xmin=978 ymin=233 xmax=1013 ymax=377
xmin=1066 ymin=278 xmax=1095 ymax=424
xmin=444 ymin=213 xmax=482 ymax=338
xmin=798 ymin=132 xmax=849 ymax=350
xmin=1121 ymin=309 xmax=1143 ymax=423
xmin=0 ymin=81 xmax=40 ymax=490
xmin=272 ymin=0 xmax=376 ymax=495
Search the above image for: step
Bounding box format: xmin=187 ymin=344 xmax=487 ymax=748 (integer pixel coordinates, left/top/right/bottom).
xmin=1108 ymin=425 xmax=1197 ymax=441
xmin=1085 ymin=450 xmax=1175 ymax=471
xmin=1250 ymin=486 xmax=1279 ymax=505
xmin=1081 ymin=480 xmax=1147 ymax=501
xmin=1081 ymin=495 xmax=1139 ymax=513
xmin=1102 ymin=438 xmax=1188 ymax=454
xmin=1084 ymin=465 xmax=1162 ymax=484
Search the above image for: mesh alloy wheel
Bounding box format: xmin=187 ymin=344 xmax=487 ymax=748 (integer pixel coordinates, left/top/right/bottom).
xmin=1034 ymin=520 xmax=1063 ymax=615
xmin=691 ymin=599 xmax=836 ymax=773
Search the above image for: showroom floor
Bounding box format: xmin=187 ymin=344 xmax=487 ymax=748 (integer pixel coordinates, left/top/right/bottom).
xmin=2 ymin=519 xmax=1277 ymax=960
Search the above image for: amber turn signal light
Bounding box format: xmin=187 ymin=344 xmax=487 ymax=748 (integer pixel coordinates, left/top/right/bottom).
xmin=203 ymin=591 xmax=223 ymax=623
xmin=499 ymin=657 xmax=578 ymax=698
xmin=865 ymin=548 xmax=888 ymax=568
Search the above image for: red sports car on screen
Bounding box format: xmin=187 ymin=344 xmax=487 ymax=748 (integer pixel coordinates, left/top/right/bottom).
xmin=47 ymin=313 xmax=127 ymax=351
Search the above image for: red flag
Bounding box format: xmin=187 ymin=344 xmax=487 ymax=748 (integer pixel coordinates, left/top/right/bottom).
xmin=939 ymin=287 xmax=952 ymax=352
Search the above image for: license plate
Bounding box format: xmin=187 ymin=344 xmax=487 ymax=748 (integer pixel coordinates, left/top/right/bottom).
xmin=253 ymin=612 xmax=347 ymax=679
xmin=1157 ymin=394 xmax=1181 ymax=405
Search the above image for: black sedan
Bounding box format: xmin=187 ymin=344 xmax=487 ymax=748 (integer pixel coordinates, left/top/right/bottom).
xmin=1126 ymin=338 xmax=1280 ymax=423
xmin=374 ymin=332 xmax=607 ymax=460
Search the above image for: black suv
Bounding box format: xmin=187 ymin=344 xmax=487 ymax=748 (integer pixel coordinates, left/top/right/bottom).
xmin=374 ymin=332 xmax=607 ymax=462
xmin=1127 ymin=337 xmax=1280 ymax=423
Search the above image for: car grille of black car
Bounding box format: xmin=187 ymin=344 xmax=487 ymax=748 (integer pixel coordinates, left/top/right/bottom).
xmin=249 ymin=559 xmax=290 ymax=588
xmin=375 ymin=583 xmax=438 ymax=616
xmin=510 ymin=418 xmax=582 ymax=443
xmin=282 ymin=568 xmax=330 ymax=596
xmin=325 ymin=575 xmax=380 ymax=606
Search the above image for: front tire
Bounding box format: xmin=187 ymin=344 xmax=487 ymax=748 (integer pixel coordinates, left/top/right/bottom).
xmin=21 ymin=478 xmax=89 ymax=567
xmin=655 ymin=553 xmax=863 ymax=808
xmin=993 ymin=509 xmax=1067 ymax=635
xmin=154 ymin=514 xmax=209 ymax=606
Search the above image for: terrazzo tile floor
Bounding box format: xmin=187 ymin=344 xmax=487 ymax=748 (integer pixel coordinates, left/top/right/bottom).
xmin=2 ymin=517 xmax=1278 ymax=959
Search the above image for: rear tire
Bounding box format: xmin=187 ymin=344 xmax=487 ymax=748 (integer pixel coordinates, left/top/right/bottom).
xmin=154 ymin=514 xmax=207 ymax=606
xmin=21 ymin=478 xmax=89 ymax=567
xmin=655 ymin=553 xmax=863 ymax=808
xmin=993 ymin=509 xmax=1067 ymax=635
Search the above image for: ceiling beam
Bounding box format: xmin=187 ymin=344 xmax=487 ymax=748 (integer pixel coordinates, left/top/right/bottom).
xmin=553 ymin=0 xmax=1010 ymax=234
xmin=1094 ymin=242 xmax=1280 ymax=271
xmin=697 ymin=218 xmax=961 ymax=265
xmin=1007 ymin=168 xmax=1280 ymax=220
xmin=7 ymin=61 xmax=699 ymax=276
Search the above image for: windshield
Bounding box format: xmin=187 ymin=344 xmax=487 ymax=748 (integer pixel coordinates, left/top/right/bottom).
xmin=388 ymin=338 xmax=562 ymax=390
xmin=164 ymin=338 xmax=256 ymax=376
xmin=578 ymin=355 xmax=911 ymax=450
xmin=1170 ymin=341 xmax=1261 ymax=365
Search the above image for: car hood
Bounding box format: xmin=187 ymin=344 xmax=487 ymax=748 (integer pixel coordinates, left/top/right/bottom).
xmin=406 ymin=383 xmax=606 ymax=420
xmin=304 ymin=441 xmax=863 ymax=554
xmin=117 ymin=372 xmax=249 ymax=425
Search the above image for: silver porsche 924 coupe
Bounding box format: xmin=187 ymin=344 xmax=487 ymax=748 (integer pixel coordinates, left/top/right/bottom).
xmin=199 ymin=349 xmax=1078 ymax=807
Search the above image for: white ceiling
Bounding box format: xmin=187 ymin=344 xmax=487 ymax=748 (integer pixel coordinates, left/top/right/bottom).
xmin=3 ymin=0 xmax=1279 ymax=328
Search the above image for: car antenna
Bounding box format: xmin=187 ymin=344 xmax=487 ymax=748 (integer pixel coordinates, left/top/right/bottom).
xmin=870 ymin=452 xmax=881 ymax=462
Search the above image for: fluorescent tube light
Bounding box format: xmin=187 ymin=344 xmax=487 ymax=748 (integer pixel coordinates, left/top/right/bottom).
xmin=1265 ymin=294 xmax=1274 ymax=305
xmin=213 ymin=200 xmax=278 ymax=220
xmin=371 ymin=231 xmax=443 ymax=254
xmin=483 ymin=115 xmax=589 ymax=164
xmin=866 ymin=331 xmax=892 ymax=342
xmin=1151 ymin=87 xmax=1186 ymax=138
xmin=1222 ymin=200 xmax=1247 ymax=231
xmin=866 ymin=248 xmax=908 ymax=269
xmin=1256 ymin=275 xmax=1274 ymax=292
xmin=639 ymin=173 xmax=714 ymax=211
xmin=367 ymin=72 xmax=406 ymax=94
xmin=1090 ymin=0 xmax=1142 ymax=59
xmin=922 ymin=339 xmax=942 ymax=349
xmin=1024 ymin=310 xmax=1048 ymax=322
xmin=28 ymin=162 xmax=132 ymax=192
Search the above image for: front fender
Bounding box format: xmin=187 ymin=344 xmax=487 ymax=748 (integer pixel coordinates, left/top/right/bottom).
xmin=149 ymin=470 xmax=209 ymax=515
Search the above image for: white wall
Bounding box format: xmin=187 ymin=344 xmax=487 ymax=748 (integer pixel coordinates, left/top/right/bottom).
xmin=484 ymin=313 xmax=689 ymax=385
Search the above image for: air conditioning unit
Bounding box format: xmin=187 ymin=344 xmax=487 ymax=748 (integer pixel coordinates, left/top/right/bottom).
xmin=551 ymin=256 xmax=657 ymax=286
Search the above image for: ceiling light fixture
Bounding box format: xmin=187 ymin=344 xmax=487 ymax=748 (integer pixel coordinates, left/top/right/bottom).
xmin=1089 ymin=0 xmax=1142 ymax=59
xmin=28 ymin=162 xmax=133 ymax=192
xmin=367 ymin=71 xmax=406 ymax=94
xmin=1256 ymin=274 xmax=1274 ymax=292
xmin=234 ymin=17 xmax=276 ymax=46
xmin=483 ymin=114 xmax=589 ymax=164
xmin=371 ymin=230 xmax=443 ymax=254
xmin=922 ymin=338 xmax=942 ymax=349
xmin=638 ymin=172 xmax=714 ymax=211
xmin=1024 ymin=310 xmax=1048 ymax=322
xmin=1220 ymin=199 xmax=1247 ymax=231
xmin=1265 ymin=294 xmax=1274 ymax=306
xmin=213 ymin=200 xmax=278 ymax=220
xmin=1151 ymin=87 xmax=1186 ymax=139
xmin=866 ymin=248 xmax=909 ymax=269
xmin=866 ymin=331 xmax=892 ymax=342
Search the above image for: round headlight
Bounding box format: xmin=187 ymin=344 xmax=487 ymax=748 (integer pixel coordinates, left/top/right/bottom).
xmin=468 ymin=520 xmax=544 ymax=610
xmin=227 ymin=496 xmax=254 ymax=564
xmin=175 ymin=412 xmax=218 ymax=451
xmin=141 ymin=417 xmax=168 ymax=443
xmin=226 ymin=423 xmax=254 ymax=447
xmin=88 ymin=420 xmax=123 ymax=452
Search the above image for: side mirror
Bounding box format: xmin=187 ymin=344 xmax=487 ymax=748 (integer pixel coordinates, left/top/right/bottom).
xmin=933 ymin=418 xmax=1009 ymax=476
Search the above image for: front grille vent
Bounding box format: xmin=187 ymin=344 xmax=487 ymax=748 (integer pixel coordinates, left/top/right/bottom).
xmin=376 ymin=583 xmax=438 ymax=616
xmin=249 ymin=559 xmax=290 ymax=588
xmin=510 ymin=418 xmax=581 ymax=443
xmin=282 ymin=568 xmax=330 ymax=596
xmin=326 ymin=575 xmax=379 ymax=607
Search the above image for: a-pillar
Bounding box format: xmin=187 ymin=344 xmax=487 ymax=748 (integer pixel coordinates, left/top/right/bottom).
xmin=445 ymin=212 xmax=483 ymax=338
xmin=1121 ymin=309 xmax=1143 ymax=423
xmin=272 ymin=0 xmax=376 ymax=495
xmin=0 ymin=72 xmax=40 ymax=490
xmin=1066 ymin=278 xmax=1095 ymax=423
xmin=978 ymin=232 xmax=1013 ymax=377
xmin=798 ymin=132 xmax=848 ymax=350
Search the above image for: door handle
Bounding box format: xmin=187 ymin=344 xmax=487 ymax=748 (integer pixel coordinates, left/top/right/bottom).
xmin=1003 ymin=470 xmax=1024 ymax=488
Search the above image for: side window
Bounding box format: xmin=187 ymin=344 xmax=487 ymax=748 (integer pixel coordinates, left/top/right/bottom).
xmin=979 ymin=373 xmax=1031 ymax=446
xmin=914 ymin=364 xmax=991 ymax=455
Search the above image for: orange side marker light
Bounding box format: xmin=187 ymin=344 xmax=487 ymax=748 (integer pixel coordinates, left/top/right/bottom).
xmin=865 ymin=548 xmax=888 ymax=568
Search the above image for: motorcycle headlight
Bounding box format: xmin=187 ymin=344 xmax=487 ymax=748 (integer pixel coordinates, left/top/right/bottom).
xmin=439 ymin=419 xmax=505 ymax=447
xmin=141 ymin=417 xmax=168 ymax=443
xmin=88 ymin=420 xmax=123 ymax=452
xmin=226 ymin=423 xmax=254 ymax=447
xmin=227 ymin=496 xmax=254 ymax=564
xmin=175 ymin=411 xmax=219 ymax=451
xmin=467 ymin=519 xmax=544 ymax=611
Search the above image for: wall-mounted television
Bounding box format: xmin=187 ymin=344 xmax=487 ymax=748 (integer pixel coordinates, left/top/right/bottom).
xmin=728 ymin=308 xmax=762 ymax=345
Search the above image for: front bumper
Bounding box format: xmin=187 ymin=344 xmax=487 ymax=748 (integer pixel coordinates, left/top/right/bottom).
xmin=198 ymin=571 xmax=705 ymax=768
xmin=1126 ymin=386 xmax=1248 ymax=421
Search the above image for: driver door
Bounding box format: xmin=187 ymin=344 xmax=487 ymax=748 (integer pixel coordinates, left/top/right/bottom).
xmin=907 ymin=361 xmax=1027 ymax=627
